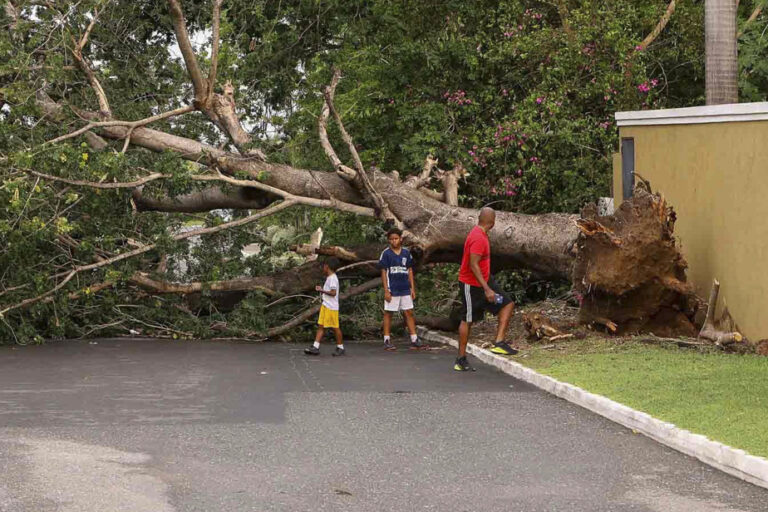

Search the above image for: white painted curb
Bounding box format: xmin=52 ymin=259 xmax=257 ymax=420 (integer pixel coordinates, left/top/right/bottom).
xmin=419 ymin=327 xmax=768 ymax=490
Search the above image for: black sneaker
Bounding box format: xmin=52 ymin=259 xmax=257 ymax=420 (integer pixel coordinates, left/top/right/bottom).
xmin=490 ymin=341 xmax=518 ymax=356
xmin=383 ymin=340 xmax=397 ymax=351
xmin=453 ymin=356 xmax=476 ymax=372
xmin=304 ymin=346 xmax=320 ymax=355
xmin=332 ymin=346 xmax=346 ymax=357
xmin=409 ymin=338 xmax=427 ymax=350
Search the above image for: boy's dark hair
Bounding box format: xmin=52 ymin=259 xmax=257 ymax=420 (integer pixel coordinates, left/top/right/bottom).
xmin=324 ymin=257 xmax=340 ymax=271
xmin=386 ymin=227 xmax=403 ymax=238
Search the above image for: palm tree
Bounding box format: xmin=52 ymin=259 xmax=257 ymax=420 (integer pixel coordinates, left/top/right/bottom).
xmin=705 ymin=0 xmax=739 ymax=104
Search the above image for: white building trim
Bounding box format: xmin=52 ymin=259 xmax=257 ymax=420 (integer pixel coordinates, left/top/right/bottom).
xmin=616 ymin=102 xmax=768 ymax=127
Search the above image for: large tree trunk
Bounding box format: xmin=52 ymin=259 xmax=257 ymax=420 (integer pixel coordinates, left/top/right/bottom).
xmin=705 ymin=0 xmax=739 ymax=105
xmin=98 ymin=124 xmax=579 ymax=279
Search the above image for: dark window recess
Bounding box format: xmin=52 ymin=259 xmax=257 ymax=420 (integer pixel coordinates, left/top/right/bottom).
xmin=621 ymin=138 xmax=635 ymax=200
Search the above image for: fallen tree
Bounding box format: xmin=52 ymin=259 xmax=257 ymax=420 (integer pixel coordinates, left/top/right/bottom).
xmin=0 ymin=0 xmax=747 ymax=348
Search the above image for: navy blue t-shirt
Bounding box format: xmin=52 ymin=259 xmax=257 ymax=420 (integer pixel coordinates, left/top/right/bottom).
xmin=378 ymin=247 xmax=413 ymax=296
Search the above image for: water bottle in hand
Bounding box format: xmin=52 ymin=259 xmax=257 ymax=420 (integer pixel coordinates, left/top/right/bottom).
xmin=494 ymin=293 xmax=504 ymax=304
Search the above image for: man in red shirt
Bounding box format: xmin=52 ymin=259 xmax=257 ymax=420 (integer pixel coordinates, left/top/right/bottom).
xmin=455 ymin=207 xmax=518 ymax=371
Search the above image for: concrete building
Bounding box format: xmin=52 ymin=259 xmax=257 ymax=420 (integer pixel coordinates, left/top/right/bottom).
xmin=612 ymin=102 xmax=768 ymax=340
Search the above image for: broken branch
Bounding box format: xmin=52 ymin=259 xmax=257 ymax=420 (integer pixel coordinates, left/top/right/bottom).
xmin=638 ymin=1 xmax=676 ymax=51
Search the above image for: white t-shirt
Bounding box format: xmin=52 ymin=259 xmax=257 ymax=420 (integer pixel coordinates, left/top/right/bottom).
xmin=322 ymin=273 xmax=340 ymax=311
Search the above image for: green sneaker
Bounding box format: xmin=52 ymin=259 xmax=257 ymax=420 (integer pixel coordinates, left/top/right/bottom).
xmin=453 ymin=356 xmax=476 ymax=372
xmin=490 ymin=341 xmax=518 ymax=356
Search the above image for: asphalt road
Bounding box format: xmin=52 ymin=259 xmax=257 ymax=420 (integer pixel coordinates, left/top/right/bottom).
xmin=0 ymin=339 xmax=765 ymax=511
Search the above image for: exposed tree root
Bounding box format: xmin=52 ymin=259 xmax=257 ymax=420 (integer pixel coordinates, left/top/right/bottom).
xmin=573 ymin=188 xmax=696 ymax=336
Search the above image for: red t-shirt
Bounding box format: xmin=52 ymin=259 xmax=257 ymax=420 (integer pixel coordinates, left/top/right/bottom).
xmin=458 ymin=226 xmax=490 ymax=287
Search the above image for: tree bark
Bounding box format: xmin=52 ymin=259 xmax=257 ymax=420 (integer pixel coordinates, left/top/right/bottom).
xmin=705 ymin=0 xmax=739 ymax=105
xmin=93 ymin=125 xmax=579 ymax=278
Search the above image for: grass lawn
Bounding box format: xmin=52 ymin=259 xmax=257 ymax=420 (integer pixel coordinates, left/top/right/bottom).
xmin=515 ymin=338 xmax=768 ymax=458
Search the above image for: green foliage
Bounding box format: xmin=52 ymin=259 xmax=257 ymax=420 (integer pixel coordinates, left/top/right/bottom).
xmin=738 ymin=1 xmax=768 ymax=102
xmin=281 ymin=1 xmax=707 ymax=213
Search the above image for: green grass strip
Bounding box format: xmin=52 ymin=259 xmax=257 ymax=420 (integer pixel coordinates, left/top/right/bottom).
xmin=518 ymin=338 xmax=768 ymax=458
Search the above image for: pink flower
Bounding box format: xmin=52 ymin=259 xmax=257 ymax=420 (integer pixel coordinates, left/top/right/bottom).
xmin=536 ymin=97 xmax=544 ymax=104
xmin=635 ymin=45 xmax=644 ymax=51
xmin=516 ymin=169 xmax=523 ymax=176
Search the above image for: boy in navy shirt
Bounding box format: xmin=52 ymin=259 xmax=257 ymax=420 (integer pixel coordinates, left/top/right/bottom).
xmin=378 ymin=228 xmax=424 ymax=350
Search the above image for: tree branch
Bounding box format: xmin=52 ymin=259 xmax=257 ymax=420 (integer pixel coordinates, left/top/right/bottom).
xmin=167 ymin=0 xmax=208 ymax=102
xmin=71 ymin=3 xmax=112 ymax=117
xmin=130 ymin=272 xmax=277 ymax=296
xmin=210 ymin=169 xmax=375 ymax=217
xmin=322 ymin=69 xmax=403 ymax=227
xmin=405 ymin=154 xmax=438 ymax=189
xmin=22 ymin=169 xmax=168 ymax=188
xmin=638 ymin=1 xmax=676 ymax=51
xmin=317 ymin=70 xmax=356 ymax=180
xmin=323 ymin=76 xmax=366 ymax=178
xmin=208 ymin=0 xmax=222 ymax=91
xmin=132 ymin=185 xmax=275 ymax=212
xmin=739 ymin=1 xmax=764 ymax=37
xmin=25 ymin=166 xmax=366 ymax=221
xmin=45 ymin=104 xmax=195 ymax=146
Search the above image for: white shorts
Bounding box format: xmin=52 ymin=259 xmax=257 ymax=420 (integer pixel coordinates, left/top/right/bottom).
xmin=384 ymin=294 xmax=413 ymax=312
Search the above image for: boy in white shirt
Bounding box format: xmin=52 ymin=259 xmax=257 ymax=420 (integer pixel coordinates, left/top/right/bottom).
xmin=305 ymin=258 xmax=345 ymax=356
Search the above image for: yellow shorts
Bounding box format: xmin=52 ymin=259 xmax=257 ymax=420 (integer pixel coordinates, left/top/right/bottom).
xmin=317 ymin=306 xmax=340 ymax=328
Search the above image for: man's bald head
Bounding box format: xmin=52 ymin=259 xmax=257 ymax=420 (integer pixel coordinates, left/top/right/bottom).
xmin=478 ymin=207 xmax=496 ymax=231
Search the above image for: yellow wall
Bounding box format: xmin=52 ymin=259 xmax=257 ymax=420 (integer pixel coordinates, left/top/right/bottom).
xmin=616 ymin=121 xmax=768 ymax=339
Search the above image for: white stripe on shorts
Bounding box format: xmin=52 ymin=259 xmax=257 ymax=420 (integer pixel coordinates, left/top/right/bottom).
xmin=464 ymin=283 xmax=473 ymax=323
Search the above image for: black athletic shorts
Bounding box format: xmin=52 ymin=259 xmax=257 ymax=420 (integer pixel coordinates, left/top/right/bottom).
xmin=458 ymin=277 xmax=513 ymax=323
